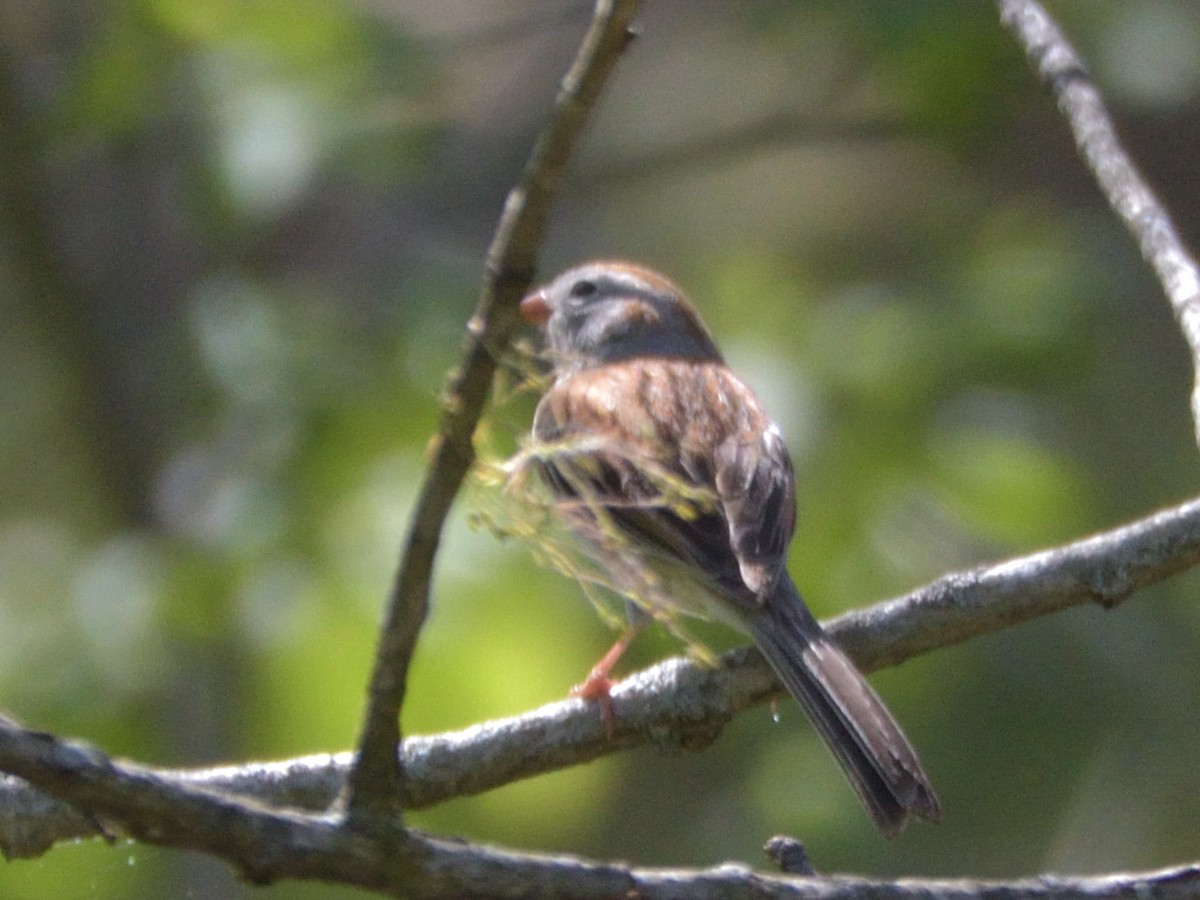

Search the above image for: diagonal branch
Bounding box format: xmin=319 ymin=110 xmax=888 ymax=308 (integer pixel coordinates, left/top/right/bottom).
xmin=213 ymin=490 xmax=1200 ymax=798
xmin=997 ymin=0 xmax=1200 ymax=447
xmin=6 ymin=493 xmax=1200 ymax=860
xmin=342 ymin=0 xmax=641 ymax=832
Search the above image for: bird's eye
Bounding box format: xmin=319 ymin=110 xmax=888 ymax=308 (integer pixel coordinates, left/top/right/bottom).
xmin=569 ymin=279 xmax=597 ymax=298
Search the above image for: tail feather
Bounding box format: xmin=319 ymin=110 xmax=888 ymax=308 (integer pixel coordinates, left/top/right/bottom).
xmin=748 ymin=576 xmax=940 ymax=837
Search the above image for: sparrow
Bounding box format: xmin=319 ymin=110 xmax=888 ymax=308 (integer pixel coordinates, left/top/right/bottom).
xmin=517 ymin=260 xmax=941 ymax=837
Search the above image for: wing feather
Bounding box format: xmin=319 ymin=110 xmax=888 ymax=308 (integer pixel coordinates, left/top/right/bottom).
xmin=532 ymin=360 xmax=796 ymax=616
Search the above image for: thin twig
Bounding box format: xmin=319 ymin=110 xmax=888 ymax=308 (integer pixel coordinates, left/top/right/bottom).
xmin=997 ymin=0 xmax=1200 ymax=447
xmin=342 ymin=0 xmax=641 ymax=833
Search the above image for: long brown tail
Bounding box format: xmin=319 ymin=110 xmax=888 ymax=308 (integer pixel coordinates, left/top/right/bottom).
xmin=747 ymin=575 xmax=940 ymax=837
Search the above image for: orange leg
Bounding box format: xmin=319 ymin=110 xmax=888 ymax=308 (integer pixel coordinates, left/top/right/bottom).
xmin=570 ymin=625 xmax=643 ymax=736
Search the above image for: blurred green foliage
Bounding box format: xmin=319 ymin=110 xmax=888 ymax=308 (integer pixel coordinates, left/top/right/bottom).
xmin=2 ymin=1 xmax=1200 ymax=896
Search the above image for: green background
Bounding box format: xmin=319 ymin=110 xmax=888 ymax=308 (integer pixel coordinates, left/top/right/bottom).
xmin=2 ymin=1 xmax=1200 ymax=896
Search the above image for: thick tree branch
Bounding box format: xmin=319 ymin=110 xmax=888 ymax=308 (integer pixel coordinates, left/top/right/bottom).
xmin=998 ymin=0 xmax=1200 ymax=447
xmin=343 ymin=0 xmax=641 ymax=832
xmin=2 ymin=716 xmax=1200 ymax=899
xmin=6 ymin=493 xmax=1200 ymax=862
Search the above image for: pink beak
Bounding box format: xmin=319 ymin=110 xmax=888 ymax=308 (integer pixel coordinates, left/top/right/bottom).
xmin=519 ymin=290 xmax=551 ymax=326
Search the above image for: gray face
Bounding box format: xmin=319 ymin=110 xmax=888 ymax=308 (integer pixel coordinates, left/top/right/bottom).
xmin=540 ymin=263 xmax=723 ymax=367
